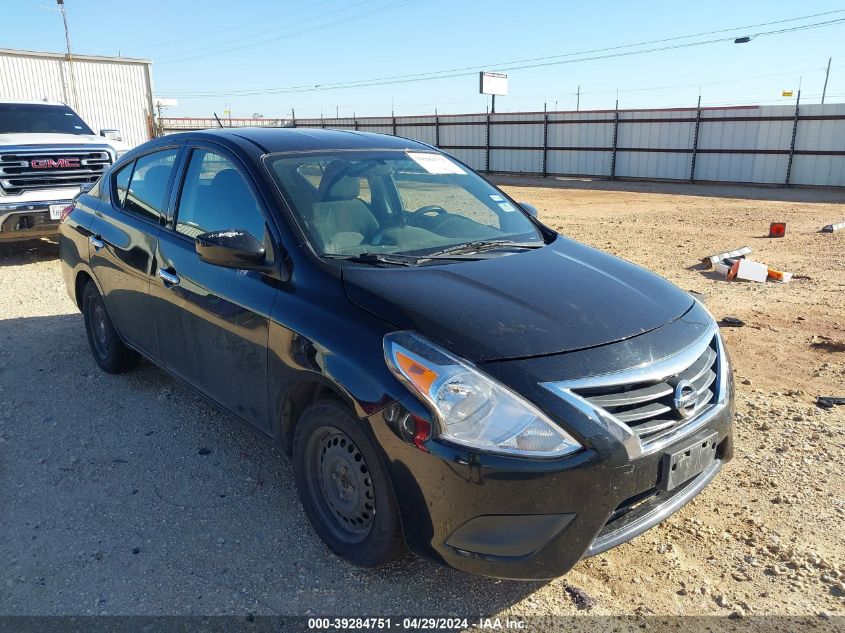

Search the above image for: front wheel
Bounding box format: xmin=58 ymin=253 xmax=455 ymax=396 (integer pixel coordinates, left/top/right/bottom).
xmin=81 ymin=281 xmax=139 ymax=374
xmin=293 ymin=399 xmax=405 ymax=567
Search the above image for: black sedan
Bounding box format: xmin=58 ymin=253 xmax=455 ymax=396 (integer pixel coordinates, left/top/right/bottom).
xmin=59 ymin=128 xmax=733 ymax=580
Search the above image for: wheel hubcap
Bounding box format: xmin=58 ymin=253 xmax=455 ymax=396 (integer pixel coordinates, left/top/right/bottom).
xmin=317 ymin=431 xmax=374 ymax=536
xmin=90 ymin=302 xmax=110 ymax=358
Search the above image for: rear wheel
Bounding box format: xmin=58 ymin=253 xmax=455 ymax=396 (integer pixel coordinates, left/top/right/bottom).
xmin=293 ymin=399 xmax=405 ymax=567
xmin=81 ymin=281 xmax=138 ymax=374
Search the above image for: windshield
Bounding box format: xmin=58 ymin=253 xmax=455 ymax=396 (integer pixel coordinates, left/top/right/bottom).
xmin=265 ymin=150 xmax=542 ymax=259
xmin=0 ymin=103 xmax=94 ymax=135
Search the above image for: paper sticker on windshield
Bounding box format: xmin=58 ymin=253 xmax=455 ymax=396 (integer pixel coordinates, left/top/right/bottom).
xmin=498 ymin=202 xmax=516 ymax=212
xmin=489 ymin=194 xmax=504 ymax=202
xmin=407 ymin=152 xmax=466 ymax=175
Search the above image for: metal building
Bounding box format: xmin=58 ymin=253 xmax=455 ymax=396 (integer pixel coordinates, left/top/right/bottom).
xmin=0 ymin=48 xmax=155 ymax=148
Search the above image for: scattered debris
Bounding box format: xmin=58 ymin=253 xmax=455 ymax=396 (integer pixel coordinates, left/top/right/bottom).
xmin=821 ymin=220 xmax=845 ymax=233
xmin=816 ymin=396 xmax=845 ymax=409
xmin=713 ymin=262 xmax=732 ymax=276
xmin=564 ymin=584 xmax=596 ymax=610
xmin=720 ymin=316 xmax=746 ymax=327
xmin=702 ymin=246 xmax=752 ymax=269
xmin=769 ymin=222 xmax=786 ymax=238
xmin=766 ymin=266 xmax=793 ymax=283
xmin=705 ymin=253 xmax=793 ymax=284
xmin=810 ymin=336 xmax=845 ymax=352
xmin=728 ymin=259 xmax=768 ymax=283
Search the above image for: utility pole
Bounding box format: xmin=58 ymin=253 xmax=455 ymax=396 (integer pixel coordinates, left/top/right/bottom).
xmin=822 ymin=57 xmax=832 ymax=104
xmin=491 ymin=94 xmax=496 ymax=114
xmin=576 ymin=85 xmax=580 ymax=111
xmin=56 ymin=0 xmax=78 ymax=110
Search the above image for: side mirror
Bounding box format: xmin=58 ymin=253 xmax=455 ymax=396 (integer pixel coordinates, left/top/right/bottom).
xmin=520 ymin=202 xmax=539 ymax=218
xmin=100 ymin=128 xmax=123 ymax=141
xmin=195 ymin=230 xmax=266 ymax=269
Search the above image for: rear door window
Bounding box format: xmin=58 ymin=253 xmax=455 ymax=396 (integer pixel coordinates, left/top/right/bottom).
xmin=122 ymin=149 xmax=178 ymax=222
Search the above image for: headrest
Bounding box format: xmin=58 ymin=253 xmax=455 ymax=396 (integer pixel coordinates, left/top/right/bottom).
xmin=317 ymin=160 xmax=360 ymax=200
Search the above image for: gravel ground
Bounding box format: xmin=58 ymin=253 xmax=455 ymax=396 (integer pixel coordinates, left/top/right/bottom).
xmin=1 ymin=178 xmax=844 ymax=619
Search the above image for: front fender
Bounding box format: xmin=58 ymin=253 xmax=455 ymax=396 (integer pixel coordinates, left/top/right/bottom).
xmin=266 ymin=289 xmax=411 ymax=450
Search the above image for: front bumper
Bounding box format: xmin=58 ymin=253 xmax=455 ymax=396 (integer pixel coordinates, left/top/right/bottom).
xmin=369 ymin=304 xmax=734 ymax=580
xmin=0 ymin=200 xmax=71 ymax=241
xmin=372 ymin=401 xmax=732 ymax=580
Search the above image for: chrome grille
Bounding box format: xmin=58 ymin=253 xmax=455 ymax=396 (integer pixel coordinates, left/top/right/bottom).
xmin=572 ymin=337 xmax=719 ymax=445
xmin=0 ymin=148 xmax=111 ymax=194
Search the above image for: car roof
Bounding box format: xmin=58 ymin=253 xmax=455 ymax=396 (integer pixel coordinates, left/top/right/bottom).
xmin=167 ymin=127 xmax=435 ymax=154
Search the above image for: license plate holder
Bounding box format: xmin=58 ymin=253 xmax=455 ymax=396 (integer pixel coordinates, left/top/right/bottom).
xmin=49 ymin=204 xmax=66 ymax=220
xmin=659 ymin=430 xmax=718 ymax=491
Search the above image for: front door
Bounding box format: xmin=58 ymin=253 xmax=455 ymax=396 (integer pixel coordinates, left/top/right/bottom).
xmin=151 ymin=145 xmax=277 ymax=432
xmin=88 ymin=146 xmax=180 ymax=356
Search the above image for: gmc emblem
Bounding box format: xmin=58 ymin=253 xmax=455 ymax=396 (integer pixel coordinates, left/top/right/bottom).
xmin=30 ymin=158 xmax=81 ymax=169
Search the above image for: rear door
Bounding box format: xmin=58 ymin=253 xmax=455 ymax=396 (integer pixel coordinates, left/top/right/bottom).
xmin=151 ymin=143 xmax=277 ymax=432
xmin=88 ymin=145 xmax=181 ymax=356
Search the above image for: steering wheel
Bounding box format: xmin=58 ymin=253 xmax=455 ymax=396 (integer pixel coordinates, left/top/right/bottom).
xmin=411 ymin=205 xmax=448 ymax=217
xmin=407 ymin=205 xmax=448 ymax=228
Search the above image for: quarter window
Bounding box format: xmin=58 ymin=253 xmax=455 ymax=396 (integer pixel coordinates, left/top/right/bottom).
xmin=113 ymin=161 xmax=133 ymax=207
xmin=175 ymin=149 xmax=266 ymax=240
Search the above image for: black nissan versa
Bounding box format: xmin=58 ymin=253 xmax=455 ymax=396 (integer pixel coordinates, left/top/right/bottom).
xmin=58 ymin=128 xmax=734 ymax=580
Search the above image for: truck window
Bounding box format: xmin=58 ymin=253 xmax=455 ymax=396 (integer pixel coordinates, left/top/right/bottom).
xmin=0 ymin=103 xmax=94 ymax=135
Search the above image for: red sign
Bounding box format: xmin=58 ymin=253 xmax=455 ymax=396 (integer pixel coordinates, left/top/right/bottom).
xmin=30 ymin=158 xmax=81 ymax=169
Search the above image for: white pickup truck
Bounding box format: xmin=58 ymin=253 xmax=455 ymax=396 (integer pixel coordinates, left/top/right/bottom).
xmin=0 ymin=99 xmax=129 ymax=243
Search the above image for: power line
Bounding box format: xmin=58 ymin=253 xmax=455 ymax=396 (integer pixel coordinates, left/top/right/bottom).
xmin=156 ymin=0 xmax=414 ymax=64
xmin=163 ymin=15 xmax=845 ymax=97
xmin=131 ymin=0 xmax=341 ymax=51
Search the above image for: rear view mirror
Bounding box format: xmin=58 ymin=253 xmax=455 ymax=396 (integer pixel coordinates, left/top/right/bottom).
xmin=520 ymin=202 xmax=538 ymax=218
xmin=195 ymin=229 xmax=266 ymax=269
xmin=100 ymin=128 xmax=123 ymax=141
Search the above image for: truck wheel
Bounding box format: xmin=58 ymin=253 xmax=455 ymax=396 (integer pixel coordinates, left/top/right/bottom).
xmin=293 ymin=398 xmax=406 ymax=567
xmin=81 ymin=281 xmax=138 ymax=374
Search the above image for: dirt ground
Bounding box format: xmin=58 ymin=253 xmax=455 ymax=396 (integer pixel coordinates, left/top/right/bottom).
xmin=1 ymin=177 xmax=844 ymax=620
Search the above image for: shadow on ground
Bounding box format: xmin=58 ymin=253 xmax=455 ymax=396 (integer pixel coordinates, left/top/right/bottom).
xmin=0 ymin=313 xmax=541 ymax=615
xmin=0 ymin=239 xmax=59 ymax=266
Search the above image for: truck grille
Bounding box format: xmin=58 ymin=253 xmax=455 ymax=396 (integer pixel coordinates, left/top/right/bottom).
xmin=571 ymin=337 xmax=719 ymax=445
xmin=0 ymin=149 xmax=111 ymax=194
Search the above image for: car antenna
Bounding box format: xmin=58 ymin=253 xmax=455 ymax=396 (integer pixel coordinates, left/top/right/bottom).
xmin=213 ymin=112 xmax=224 ymax=128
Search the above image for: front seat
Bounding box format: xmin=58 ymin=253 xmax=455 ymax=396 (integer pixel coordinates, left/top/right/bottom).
xmin=311 ymin=161 xmax=379 ymax=252
xmin=200 ymin=168 xmax=264 ymax=238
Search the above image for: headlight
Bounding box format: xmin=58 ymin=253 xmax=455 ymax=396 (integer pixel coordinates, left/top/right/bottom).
xmin=114 ymin=150 xmax=128 ymax=161
xmin=384 ymin=331 xmax=582 ymax=458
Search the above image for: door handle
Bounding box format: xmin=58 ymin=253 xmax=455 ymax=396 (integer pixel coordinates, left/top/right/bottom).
xmin=89 ymin=235 xmax=105 ymax=250
xmin=157 ymin=268 xmax=181 ymax=286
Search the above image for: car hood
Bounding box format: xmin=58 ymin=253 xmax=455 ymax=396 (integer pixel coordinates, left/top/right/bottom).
xmin=0 ymin=132 xmax=127 ymax=152
xmin=342 ymin=236 xmax=694 ymax=363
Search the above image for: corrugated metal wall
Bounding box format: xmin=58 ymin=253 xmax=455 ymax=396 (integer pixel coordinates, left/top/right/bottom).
xmin=0 ymin=48 xmax=154 ymax=147
xmin=161 ymin=102 xmax=845 ymax=187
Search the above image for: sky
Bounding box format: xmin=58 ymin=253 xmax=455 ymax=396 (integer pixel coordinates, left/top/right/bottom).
xmin=2 ymin=0 xmax=844 ymax=119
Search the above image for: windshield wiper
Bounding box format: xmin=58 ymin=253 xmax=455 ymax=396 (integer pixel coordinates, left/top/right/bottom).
xmin=323 ymin=252 xmax=418 ymax=266
xmin=423 ymin=240 xmax=544 ymax=259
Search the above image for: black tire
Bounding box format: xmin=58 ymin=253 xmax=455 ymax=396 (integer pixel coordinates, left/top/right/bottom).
xmin=293 ymin=398 xmax=406 ymax=567
xmin=81 ymin=281 xmax=139 ymax=374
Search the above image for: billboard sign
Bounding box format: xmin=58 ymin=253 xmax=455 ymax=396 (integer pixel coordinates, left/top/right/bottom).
xmin=480 ymin=72 xmax=508 ymax=96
